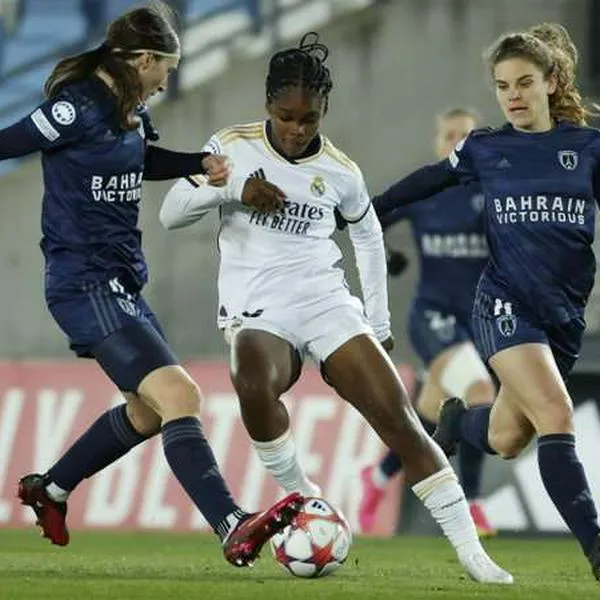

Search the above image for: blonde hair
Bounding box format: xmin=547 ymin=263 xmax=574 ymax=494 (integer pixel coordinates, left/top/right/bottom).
xmin=436 ymin=106 xmax=481 ymax=127
xmin=485 ymin=23 xmax=588 ymax=125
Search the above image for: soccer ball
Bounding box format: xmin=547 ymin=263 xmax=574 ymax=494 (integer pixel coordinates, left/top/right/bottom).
xmin=270 ymin=497 xmax=352 ymax=578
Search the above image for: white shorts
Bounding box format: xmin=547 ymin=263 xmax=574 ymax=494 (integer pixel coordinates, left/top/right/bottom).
xmin=221 ymin=289 xmax=373 ymax=363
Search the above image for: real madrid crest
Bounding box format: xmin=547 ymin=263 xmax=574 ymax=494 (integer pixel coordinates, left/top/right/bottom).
xmin=310 ymin=176 xmax=326 ymax=197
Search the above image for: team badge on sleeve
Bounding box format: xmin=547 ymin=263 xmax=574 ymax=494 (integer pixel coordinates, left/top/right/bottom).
xmin=51 ymin=101 xmax=77 ymax=126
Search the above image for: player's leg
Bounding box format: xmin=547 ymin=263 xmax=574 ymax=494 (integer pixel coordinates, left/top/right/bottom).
xmin=20 ymin=283 xmax=303 ymax=561
xmin=229 ymin=326 xmax=320 ymax=497
xmin=490 ymin=342 xmax=600 ymax=577
xmin=358 ymin=377 xmax=437 ymax=533
xmin=426 ymin=341 xmax=496 ymax=535
xmin=322 ymin=334 xmax=512 ymax=583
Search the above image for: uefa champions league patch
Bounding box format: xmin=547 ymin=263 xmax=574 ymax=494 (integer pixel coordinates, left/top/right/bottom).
xmin=51 ymin=101 xmax=77 ymax=126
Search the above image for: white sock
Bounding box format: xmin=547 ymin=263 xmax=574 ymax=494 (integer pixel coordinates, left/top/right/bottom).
xmin=252 ymin=429 xmax=317 ymax=497
xmin=45 ymin=481 xmax=69 ymax=503
xmin=371 ymin=465 xmax=390 ymax=489
xmin=412 ymin=467 xmax=482 ymax=558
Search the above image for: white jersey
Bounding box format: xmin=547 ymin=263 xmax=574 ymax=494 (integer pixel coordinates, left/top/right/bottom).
xmin=160 ymin=121 xmax=391 ymax=341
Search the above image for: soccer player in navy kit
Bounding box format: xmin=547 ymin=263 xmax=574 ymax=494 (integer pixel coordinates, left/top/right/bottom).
xmin=359 ymin=108 xmax=496 ymax=537
xmin=0 ymin=4 xmax=303 ymax=566
xmin=373 ymin=23 xmax=600 ymax=578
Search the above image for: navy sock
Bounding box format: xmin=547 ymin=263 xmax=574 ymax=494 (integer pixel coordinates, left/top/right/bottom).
xmin=48 ymin=404 xmax=147 ymax=491
xmin=420 ymin=415 xmax=437 ymax=436
xmin=379 ymin=415 xmax=436 ymax=478
xmin=458 ymin=405 xmax=497 ymax=455
xmin=162 ymin=417 xmax=244 ymax=537
xmin=459 ymin=441 xmax=484 ymax=500
xmin=538 ymin=434 xmax=600 ymax=555
xmin=379 ymin=449 xmax=402 ymax=478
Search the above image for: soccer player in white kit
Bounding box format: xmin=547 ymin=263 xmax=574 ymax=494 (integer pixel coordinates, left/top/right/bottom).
xmin=160 ymin=32 xmax=512 ymax=584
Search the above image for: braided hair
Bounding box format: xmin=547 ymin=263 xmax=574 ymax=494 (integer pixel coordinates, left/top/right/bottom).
xmin=266 ymin=32 xmax=333 ymax=112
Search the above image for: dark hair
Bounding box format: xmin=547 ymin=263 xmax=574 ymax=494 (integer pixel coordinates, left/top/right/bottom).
xmin=485 ymin=23 xmax=587 ymax=125
xmin=265 ymin=32 xmax=333 ymax=112
xmin=437 ymin=106 xmax=481 ymax=125
xmin=45 ymin=1 xmax=179 ymax=130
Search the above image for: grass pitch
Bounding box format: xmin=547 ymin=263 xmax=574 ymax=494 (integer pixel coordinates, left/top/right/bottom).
xmin=0 ymin=529 xmax=596 ymax=600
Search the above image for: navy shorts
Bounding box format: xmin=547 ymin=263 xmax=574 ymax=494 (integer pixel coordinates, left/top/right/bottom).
xmin=47 ymin=277 xmax=178 ymax=391
xmin=472 ymin=278 xmax=584 ymax=380
xmin=408 ymin=298 xmax=472 ymax=366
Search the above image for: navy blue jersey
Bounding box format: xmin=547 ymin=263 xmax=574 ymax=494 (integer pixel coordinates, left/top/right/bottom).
xmin=375 ymin=122 xmax=600 ymax=327
xmin=20 ymin=77 xmax=148 ymax=292
xmin=377 ymin=181 xmax=488 ymax=314
xmin=450 ymin=122 xmax=600 ymax=324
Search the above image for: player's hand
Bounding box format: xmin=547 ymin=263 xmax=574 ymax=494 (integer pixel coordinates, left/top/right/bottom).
xmin=202 ymin=154 xmax=231 ymax=187
xmin=381 ymin=336 xmax=394 ymax=353
xmin=387 ymin=250 xmax=409 ymax=277
xmin=241 ymin=177 xmax=287 ymax=213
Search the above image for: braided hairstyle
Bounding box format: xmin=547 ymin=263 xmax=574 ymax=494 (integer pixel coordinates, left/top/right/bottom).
xmin=266 ymin=32 xmax=333 ymax=112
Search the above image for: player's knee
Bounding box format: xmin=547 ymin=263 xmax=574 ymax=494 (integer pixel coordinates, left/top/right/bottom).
xmin=230 ymin=359 xmax=280 ymax=405
xmin=464 ymin=379 xmax=495 ymax=407
xmin=157 ymin=377 xmax=203 ymax=417
xmin=439 ymin=344 xmax=491 ymax=401
xmin=536 ymin=399 xmax=574 ymax=435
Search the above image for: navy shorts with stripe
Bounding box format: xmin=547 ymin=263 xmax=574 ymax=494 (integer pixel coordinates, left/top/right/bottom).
xmin=472 ymin=277 xmax=584 ymax=380
xmin=47 ymin=277 xmax=178 ymax=391
xmin=408 ymin=298 xmax=473 ymax=366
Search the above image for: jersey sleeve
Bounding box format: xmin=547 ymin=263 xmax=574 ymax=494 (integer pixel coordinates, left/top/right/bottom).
xmin=446 ymin=133 xmax=477 ymax=179
xmin=338 ymin=167 xmax=371 ymax=223
xmin=21 ymin=90 xmax=87 ymax=151
xmin=183 ymin=134 xmax=223 ymax=188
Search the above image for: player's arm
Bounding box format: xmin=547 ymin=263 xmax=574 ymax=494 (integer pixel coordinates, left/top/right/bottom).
xmin=143 ymin=146 xmax=213 ymax=181
xmin=372 ymin=135 xmax=477 ymax=218
xmin=0 ymin=93 xmax=85 ymax=159
xmin=372 ymin=160 xmax=459 ymax=218
xmin=159 ymin=174 xmax=248 ymax=229
xmin=341 ymin=173 xmax=391 ymax=345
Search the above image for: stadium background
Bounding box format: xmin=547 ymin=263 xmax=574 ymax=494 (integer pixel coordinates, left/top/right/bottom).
xmin=1 ymin=0 xmax=600 ymax=539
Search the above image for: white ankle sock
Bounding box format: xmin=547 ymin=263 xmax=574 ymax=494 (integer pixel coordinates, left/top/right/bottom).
xmin=412 ymin=467 xmax=482 ymax=558
xmin=252 ymin=429 xmax=317 ymax=496
xmin=45 ymin=481 xmax=69 ymax=503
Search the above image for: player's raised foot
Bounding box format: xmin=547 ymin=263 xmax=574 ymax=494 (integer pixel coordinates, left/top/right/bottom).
xmin=223 ymin=492 xmax=304 ymax=567
xmin=459 ymin=551 xmax=514 ymax=584
xmin=17 ymin=473 xmax=69 ymax=546
xmin=432 ymin=397 xmax=467 ymax=457
xmin=358 ymin=466 xmax=385 ymax=533
xmin=469 ymin=501 xmax=497 ymax=538
xmin=587 ymin=533 xmax=600 ymax=580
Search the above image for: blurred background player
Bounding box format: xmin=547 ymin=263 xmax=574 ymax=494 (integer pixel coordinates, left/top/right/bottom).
xmin=372 ymin=22 xmax=600 ymax=580
xmin=0 ymin=3 xmax=303 ymax=566
xmin=160 ymin=32 xmax=512 ymax=584
xmin=360 ymin=107 xmax=495 ymax=537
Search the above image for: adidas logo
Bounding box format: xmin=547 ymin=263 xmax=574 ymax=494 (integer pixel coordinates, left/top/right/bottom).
xmin=249 ymin=168 xmax=266 ymax=180
xmin=497 ymin=157 xmax=511 ymax=169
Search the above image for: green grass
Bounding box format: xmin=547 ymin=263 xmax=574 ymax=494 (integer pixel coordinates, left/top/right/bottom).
xmin=0 ymin=529 xmax=596 ymax=599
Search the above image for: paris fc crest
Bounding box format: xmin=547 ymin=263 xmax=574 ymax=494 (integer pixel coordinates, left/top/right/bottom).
xmin=497 ymin=314 xmax=517 ymax=337
xmin=558 ymin=150 xmax=578 ymax=170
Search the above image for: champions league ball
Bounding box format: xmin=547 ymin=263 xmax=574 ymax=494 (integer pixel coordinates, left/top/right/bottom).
xmin=270 ymin=497 xmax=352 ymax=578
